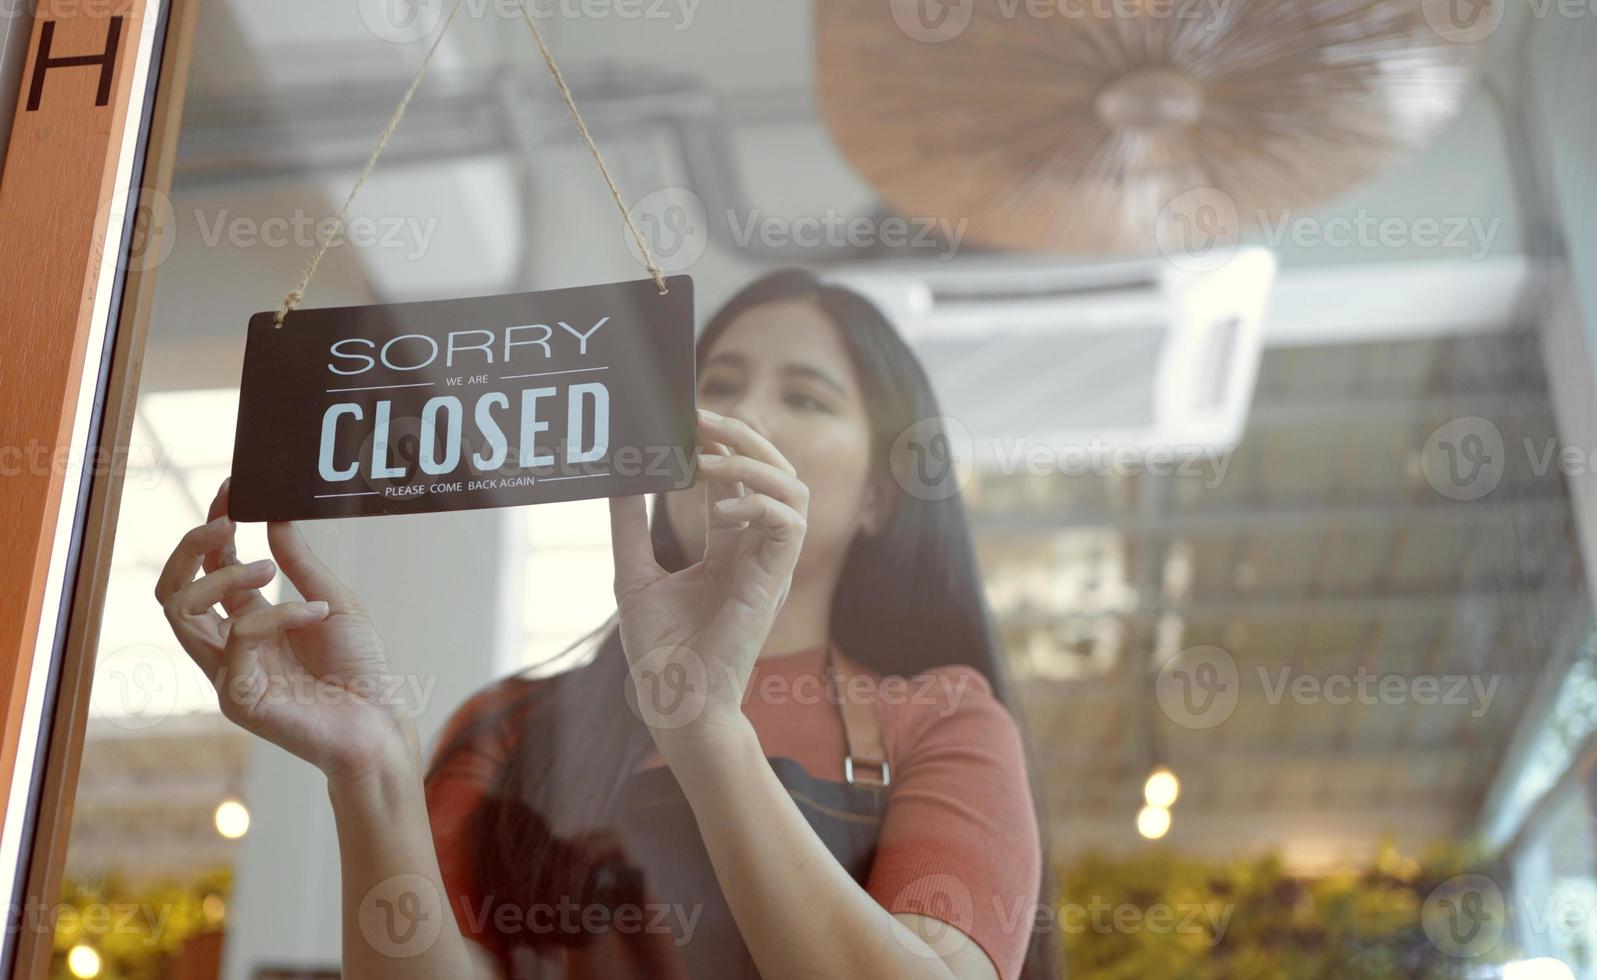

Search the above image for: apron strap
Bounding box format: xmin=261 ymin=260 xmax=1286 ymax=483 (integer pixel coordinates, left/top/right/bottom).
xmin=828 ymin=644 xmax=890 ymax=788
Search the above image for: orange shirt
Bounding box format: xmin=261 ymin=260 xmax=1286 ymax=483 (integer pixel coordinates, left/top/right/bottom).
xmin=425 ymin=641 xmax=1041 ymax=980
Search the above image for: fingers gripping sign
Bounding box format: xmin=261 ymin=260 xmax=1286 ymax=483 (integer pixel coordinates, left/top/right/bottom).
xmin=155 ymin=478 xmax=409 ymax=781
xmin=609 ymin=409 xmax=810 ymax=737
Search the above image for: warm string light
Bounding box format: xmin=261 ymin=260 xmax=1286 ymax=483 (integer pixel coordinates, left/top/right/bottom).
xmin=1144 ymin=766 xmax=1181 ymax=808
xmin=1136 ymin=804 xmax=1171 ymax=841
xmin=1502 ymin=959 xmax=1577 ymax=980
xmin=1138 ymin=766 xmax=1182 ymax=840
xmin=214 ymin=798 xmax=250 ymax=840
xmin=202 ymin=893 xmax=228 ymax=925
xmin=67 ymin=945 xmax=101 ymax=978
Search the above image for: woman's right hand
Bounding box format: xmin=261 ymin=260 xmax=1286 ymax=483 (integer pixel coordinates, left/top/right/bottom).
xmin=155 ymin=478 xmax=415 ymax=784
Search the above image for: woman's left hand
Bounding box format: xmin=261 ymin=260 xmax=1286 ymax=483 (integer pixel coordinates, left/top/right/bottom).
xmin=609 ymin=408 xmax=809 ymax=745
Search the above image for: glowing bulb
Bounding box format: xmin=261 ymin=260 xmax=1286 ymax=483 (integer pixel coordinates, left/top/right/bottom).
xmin=1144 ymin=767 xmax=1180 ymax=808
xmin=1503 ymin=959 xmax=1576 ymax=980
xmin=202 ymin=893 xmax=227 ymax=924
xmin=1136 ymin=804 xmax=1171 ymax=840
xmin=214 ymin=798 xmax=250 ymax=839
xmin=67 ymin=944 xmax=101 ymax=978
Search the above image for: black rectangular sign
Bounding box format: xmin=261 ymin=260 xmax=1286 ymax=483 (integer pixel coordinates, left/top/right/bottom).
xmin=230 ymin=276 xmax=696 ymax=521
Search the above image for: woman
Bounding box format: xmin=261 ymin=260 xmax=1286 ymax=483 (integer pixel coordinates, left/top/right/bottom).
xmin=155 ymin=269 xmax=1056 ymax=979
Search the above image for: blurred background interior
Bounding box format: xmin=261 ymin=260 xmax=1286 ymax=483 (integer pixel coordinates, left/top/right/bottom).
xmin=48 ymin=0 xmax=1597 ymax=977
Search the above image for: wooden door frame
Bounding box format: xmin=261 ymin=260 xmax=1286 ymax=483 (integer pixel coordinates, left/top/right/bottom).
xmin=0 ymin=0 xmax=199 ymax=975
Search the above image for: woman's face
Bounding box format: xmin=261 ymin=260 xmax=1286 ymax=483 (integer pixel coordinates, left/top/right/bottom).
xmin=664 ymin=297 xmax=886 ymax=579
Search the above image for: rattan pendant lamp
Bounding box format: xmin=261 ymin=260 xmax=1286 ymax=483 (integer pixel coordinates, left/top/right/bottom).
xmin=816 ymin=0 xmax=1492 ymax=254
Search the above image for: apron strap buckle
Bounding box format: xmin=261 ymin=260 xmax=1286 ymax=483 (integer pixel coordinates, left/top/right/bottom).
xmin=844 ymin=756 xmax=890 ymax=788
xmin=829 ymin=643 xmax=891 ymax=788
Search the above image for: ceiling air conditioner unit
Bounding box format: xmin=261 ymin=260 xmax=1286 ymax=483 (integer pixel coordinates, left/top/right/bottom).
xmin=825 ymin=247 xmax=1276 ymax=464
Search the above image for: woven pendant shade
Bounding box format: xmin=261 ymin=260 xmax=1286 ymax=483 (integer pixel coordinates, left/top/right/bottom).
xmin=816 ymin=0 xmax=1490 ymax=255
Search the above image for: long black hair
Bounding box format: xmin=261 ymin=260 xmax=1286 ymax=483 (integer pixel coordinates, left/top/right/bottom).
xmin=428 ymin=268 xmax=1058 ymax=977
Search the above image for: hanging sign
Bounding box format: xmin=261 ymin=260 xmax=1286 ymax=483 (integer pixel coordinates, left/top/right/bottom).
xmin=229 ymin=276 xmax=696 ymax=522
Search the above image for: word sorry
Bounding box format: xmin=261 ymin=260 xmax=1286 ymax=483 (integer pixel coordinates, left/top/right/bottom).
xmin=326 ymin=318 xmax=610 ymax=375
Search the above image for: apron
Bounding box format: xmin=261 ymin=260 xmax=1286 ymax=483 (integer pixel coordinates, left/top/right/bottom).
xmin=508 ymin=644 xmax=890 ymax=980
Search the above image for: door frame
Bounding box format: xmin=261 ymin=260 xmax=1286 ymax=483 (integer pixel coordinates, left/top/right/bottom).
xmin=0 ymin=0 xmax=199 ymax=974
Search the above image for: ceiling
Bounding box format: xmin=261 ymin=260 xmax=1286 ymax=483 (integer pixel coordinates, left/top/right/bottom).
xmin=974 ymin=326 xmax=1589 ymax=867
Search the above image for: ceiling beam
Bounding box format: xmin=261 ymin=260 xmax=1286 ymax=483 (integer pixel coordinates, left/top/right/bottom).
xmin=1263 ymin=257 xmax=1535 ymax=347
xmin=1000 ymin=585 xmax=1574 ymax=626
xmin=974 ymin=495 xmax=1569 ymax=537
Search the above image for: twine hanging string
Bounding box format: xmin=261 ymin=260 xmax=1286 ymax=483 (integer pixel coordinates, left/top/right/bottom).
xmin=512 ymin=0 xmax=665 ymax=295
xmin=275 ymin=0 xmax=668 ymax=328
